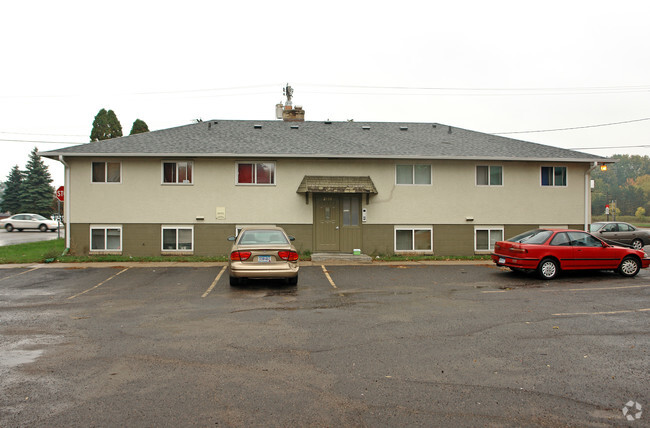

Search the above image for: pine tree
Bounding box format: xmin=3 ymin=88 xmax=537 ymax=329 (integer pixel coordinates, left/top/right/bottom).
xmin=130 ymin=119 xmax=149 ymax=135
xmin=22 ymin=148 xmax=54 ymax=217
xmin=1 ymin=165 xmax=25 ymax=214
xmin=90 ymin=108 xmax=123 ymax=141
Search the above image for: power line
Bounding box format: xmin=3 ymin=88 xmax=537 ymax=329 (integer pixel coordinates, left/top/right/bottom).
xmin=0 ymin=131 xmax=87 ymax=137
xmin=493 ymin=117 xmax=650 ymax=134
xmin=0 ymin=138 xmax=83 ymax=144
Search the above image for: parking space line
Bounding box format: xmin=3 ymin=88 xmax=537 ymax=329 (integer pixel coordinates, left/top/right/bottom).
xmin=202 ymin=266 xmax=227 ymax=298
xmin=542 ymin=284 xmax=650 ymax=292
xmin=321 ymin=265 xmax=337 ymax=289
xmin=0 ymin=267 xmax=39 ymax=282
xmin=67 ymin=268 xmax=129 ymax=300
xmin=553 ymin=308 xmax=650 ymax=316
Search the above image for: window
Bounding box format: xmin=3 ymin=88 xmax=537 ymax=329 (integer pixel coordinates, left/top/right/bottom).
xmin=541 ymin=166 xmax=567 ymax=186
xmin=163 ymin=161 xmax=193 ymax=184
xmin=237 ymin=162 xmax=275 ymax=185
xmin=476 ymin=165 xmax=502 ymax=186
xmin=162 ymin=226 xmax=193 ymax=251
xmin=475 ymin=227 xmax=503 ymax=251
xmin=395 ymin=227 xmax=432 ymax=252
xmin=396 ymin=164 xmax=431 ymax=185
xmin=342 ymin=196 xmax=360 ymax=227
xmin=92 ymin=162 xmax=121 ymax=183
xmin=90 ymin=226 xmax=122 ymax=251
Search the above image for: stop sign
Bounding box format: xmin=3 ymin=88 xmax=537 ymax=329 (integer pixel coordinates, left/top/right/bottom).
xmin=56 ymin=186 xmax=64 ymax=202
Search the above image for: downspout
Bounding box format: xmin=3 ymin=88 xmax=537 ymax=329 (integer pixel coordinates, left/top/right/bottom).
xmin=585 ymin=162 xmax=599 ymax=231
xmin=59 ymin=155 xmax=71 ymax=250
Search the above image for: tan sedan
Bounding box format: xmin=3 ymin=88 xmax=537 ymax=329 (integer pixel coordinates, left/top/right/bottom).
xmin=227 ymin=226 xmax=299 ymax=286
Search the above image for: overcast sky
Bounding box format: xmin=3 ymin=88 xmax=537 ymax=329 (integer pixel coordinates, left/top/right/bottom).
xmin=2 ymin=0 xmax=649 ymax=187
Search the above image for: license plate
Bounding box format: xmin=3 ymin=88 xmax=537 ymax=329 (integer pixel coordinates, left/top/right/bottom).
xmin=499 ymin=257 xmax=505 ymax=264
xmin=258 ymin=255 xmax=271 ymax=263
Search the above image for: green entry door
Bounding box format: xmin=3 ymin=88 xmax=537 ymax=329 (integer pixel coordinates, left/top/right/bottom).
xmin=315 ymin=195 xmax=340 ymax=251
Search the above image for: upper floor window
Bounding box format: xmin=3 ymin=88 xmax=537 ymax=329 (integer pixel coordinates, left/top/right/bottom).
xmin=92 ymin=162 xmax=121 ymax=183
xmin=163 ymin=161 xmax=193 ymax=184
xmin=541 ymin=166 xmax=566 ymax=187
xmin=237 ymin=162 xmax=275 ymax=185
xmin=396 ymin=164 xmax=431 ymax=185
xmin=476 ymin=165 xmax=502 ymax=186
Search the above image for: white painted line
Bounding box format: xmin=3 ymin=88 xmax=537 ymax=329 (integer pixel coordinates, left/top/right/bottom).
xmin=202 ymin=266 xmax=227 ymax=298
xmin=321 ymin=265 xmax=337 ymax=289
xmin=0 ymin=267 xmax=39 ymax=282
xmin=67 ymin=268 xmax=129 ymax=300
xmin=541 ymin=284 xmax=650 ymax=292
xmin=553 ymin=308 xmax=650 ymax=316
xmin=481 ymin=290 xmax=509 ymax=293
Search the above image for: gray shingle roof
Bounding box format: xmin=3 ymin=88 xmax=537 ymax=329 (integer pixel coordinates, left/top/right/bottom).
xmin=40 ymin=120 xmax=608 ymax=162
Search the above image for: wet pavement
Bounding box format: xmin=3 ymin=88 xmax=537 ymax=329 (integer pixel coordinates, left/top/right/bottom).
xmin=0 ymin=262 xmax=648 ymax=426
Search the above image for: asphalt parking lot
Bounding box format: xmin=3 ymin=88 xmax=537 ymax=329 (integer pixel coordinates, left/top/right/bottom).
xmin=1 ymin=261 xmax=648 ymax=427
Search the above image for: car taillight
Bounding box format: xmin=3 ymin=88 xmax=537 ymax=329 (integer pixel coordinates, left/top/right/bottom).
xmin=230 ymin=251 xmax=252 ymax=261
xmin=510 ymin=247 xmax=528 ymax=253
xmin=278 ymin=250 xmax=299 ymax=261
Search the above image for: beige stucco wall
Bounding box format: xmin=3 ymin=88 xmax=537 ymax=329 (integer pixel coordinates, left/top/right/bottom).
xmin=66 ymin=157 xmax=590 ymax=227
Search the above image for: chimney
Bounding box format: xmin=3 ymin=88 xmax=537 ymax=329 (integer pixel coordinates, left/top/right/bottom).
xmin=275 ymin=103 xmax=284 ymax=120
xmin=282 ymin=105 xmax=305 ymax=122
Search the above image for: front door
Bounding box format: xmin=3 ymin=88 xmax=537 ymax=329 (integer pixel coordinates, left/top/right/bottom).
xmin=315 ymin=195 xmax=340 ymax=251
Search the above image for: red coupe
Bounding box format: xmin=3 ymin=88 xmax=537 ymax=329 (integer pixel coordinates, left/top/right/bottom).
xmin=492 ymin=229 xmax=650 ymax=279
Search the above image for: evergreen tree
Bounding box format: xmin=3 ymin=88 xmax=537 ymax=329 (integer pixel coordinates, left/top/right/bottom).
xmin=90 ymin=108 xmax=123 ymax=141
xmin=22 ymin=147 xmax=54 ymax=217
xmin=129 ymin=118 xmax=149 ymax=135
xmin=1 ymin=165 xmax=25 ymax=214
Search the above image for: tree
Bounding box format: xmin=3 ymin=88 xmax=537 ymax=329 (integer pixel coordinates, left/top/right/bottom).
xmin=90 ymin=108 xmax=123 ymax=141
xmin=1 ymin=165 xmax=24 ymax=214
xmin=129 ymin=118 xmax=149 ymax=135
xmin=22 ymin=147 xmax=54 ymax=217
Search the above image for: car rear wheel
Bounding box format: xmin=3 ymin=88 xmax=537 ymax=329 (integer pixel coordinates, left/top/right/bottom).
xmin=537 ymin=258 xmax=559 ymax=280
xmin=631 ymin=239 xmax=644 ymax=250
xmin=618 ymin=256 xmax=641 ymax=277
xmin=5 ymin=224 xmax=13 ymax=232
xmin=39 ymin=224 xmax=48 ymax=232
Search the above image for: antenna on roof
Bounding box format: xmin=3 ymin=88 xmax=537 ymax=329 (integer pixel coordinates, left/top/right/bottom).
xmin=283 ymin=83 xmax=294 ymax=107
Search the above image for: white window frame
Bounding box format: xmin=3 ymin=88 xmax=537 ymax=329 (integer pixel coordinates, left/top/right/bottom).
xmin=91 ymin=161 xmax=122 ymax=184
xmin=161 ymin=160 xmax=194 ymax=185
xmin=474 ymin=226 xmax=504 ymax=252
xmin=475 ymin=165 xmax=503 ymax=186
xmin=161 ymin=226 xmax=194 ymax=252
xmin=540 ymin=166 xmax=567 ymax=187
xmin=235 ymin=161 xmax=276 ymax=185
xmin=395 ymin=164 xmax=432 ymax=186
xmin=89 ymin=225 xmax=122 ymax=252
xmin=394 ymin=226 xmax=433 ymax=253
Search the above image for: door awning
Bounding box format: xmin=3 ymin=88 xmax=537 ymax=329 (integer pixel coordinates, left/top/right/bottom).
xmin=296 ymin=176 xmax=378 ymax=194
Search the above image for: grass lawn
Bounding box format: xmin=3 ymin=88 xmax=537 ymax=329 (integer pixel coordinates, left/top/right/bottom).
xmin=0 ymin=239 xmax=65 ymax=264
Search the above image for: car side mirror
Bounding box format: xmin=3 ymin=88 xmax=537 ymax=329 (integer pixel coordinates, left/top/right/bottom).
xmin=227 ymin=236 xmax=236 ymax=242
xmin=288 ymin=236 xmax=295 ymax=241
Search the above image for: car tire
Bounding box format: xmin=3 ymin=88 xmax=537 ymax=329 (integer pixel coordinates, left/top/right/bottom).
xmin=537 ymin=258 xmax=559 ymax=280
xmin=5 ymin=224 xmax=13 ymax=232
xmin=229 ymin=275 xmax=240 ymax=286
xmin=39 ymin=224 xmax=48 ymax=232
xmin=631 ymin=239 xmax=644 ymax=250
xmin=618 ymin=256 xmax=641 ymax=277
xmin=287 ymin=275 xmax=298 ymax=285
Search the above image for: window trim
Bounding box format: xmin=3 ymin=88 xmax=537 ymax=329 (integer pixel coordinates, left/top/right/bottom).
xmin=235 ymin=161 xmax=277 ymax=186
xmin=161 ymin=226 xmax=194 ymax=252
xmin=161 ymin=160 xmax=194 ymax=185
xmin=474 ymin=226 xmax=504 ymax=252
xmin=394 ymin=226 xmax=433 ymax=253
xmin=540 ymin=166 xmax=568 ymax=187
xmin=89 ymin=225 xmax=123 ymax=253
xmin=91 ymin=161 xmax=122 ymax=184
xmin=475 ymin=165 xmax=503 ymax=187
xmin=395 ymin=164 xmax=432 ymax=186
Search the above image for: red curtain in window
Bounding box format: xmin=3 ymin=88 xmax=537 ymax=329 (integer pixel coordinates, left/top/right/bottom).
xmin=238 ymin=164 xmax=253 ymax=183
xmin=163 ymin=163 xmax=176 ymax=183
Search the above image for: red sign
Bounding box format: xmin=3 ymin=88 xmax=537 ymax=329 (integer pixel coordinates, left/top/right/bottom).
xmin=56 ymin=186 xmax=64 ymax=202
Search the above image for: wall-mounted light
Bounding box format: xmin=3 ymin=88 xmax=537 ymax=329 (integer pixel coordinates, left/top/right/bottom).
xmin=600 ymin=165 xmax=608 ymax=171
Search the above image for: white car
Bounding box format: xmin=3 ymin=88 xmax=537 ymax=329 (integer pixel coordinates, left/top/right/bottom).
xmin=1 ymin=213 xmax=60 ymax=232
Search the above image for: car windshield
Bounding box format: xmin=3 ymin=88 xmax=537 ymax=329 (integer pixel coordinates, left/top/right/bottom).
xmin=33 ymin=214 xmax=48 ymax=220
xmin=507 ymin=229 xmax=554 ymax=244
xmin=589 ymin=223 xmax=605 ymax=232
xmin=238 ymin=230 xmax=288 ymax=245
